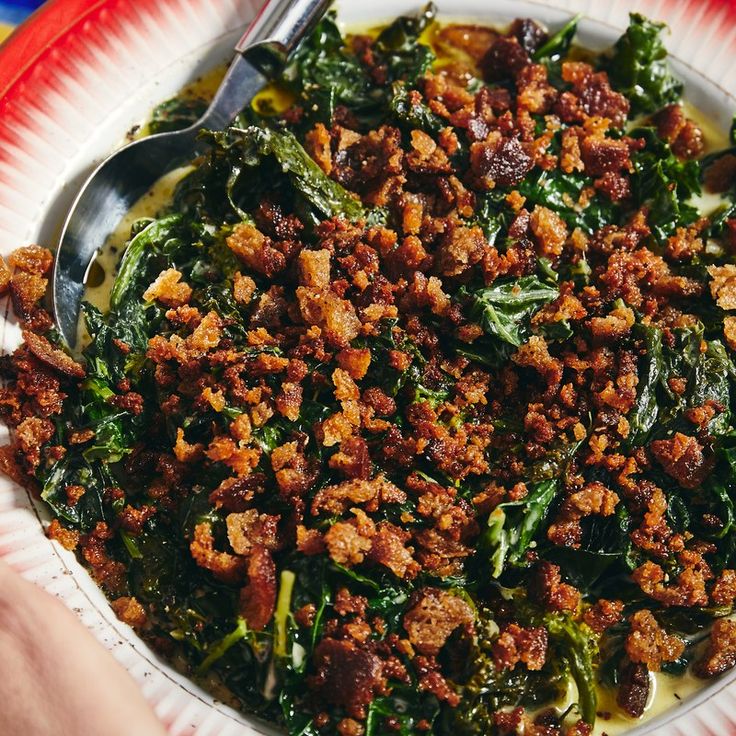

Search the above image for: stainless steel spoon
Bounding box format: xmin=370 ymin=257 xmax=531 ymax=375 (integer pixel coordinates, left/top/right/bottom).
xmin=53 ymin=0 xmax=330 ymax=347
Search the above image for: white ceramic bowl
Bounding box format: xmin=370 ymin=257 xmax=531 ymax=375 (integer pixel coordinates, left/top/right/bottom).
xmin=2 ymin=0 xmax=736 ymax=733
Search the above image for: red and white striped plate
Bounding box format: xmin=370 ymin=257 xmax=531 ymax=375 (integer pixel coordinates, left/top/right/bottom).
xmin=2 ymin=1 xmax=736 ymax=733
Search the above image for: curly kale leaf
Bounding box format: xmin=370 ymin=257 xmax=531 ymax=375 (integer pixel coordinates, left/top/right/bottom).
xmin=249 ymin=126 xmax=364 ymax=219
xmin=282 ymin=11 xmax=377 ymax=128
xmin=472 ymin=192 xmax=510 ymax=244
xmin=389 ymin=82 xmax=445 ymax=134
xmin=519 ymin=169 xmax=619 ymax=233
xmin=607 ymin=13 xmax=683 ymax=115
xmin=110 ymin=214 xmax=187 ymax=309
xmin=628 ymin=322 xmax=734 ymax=450
xmin=373 ymin=2 xmax=437 ymax=82
xmin=40 ymin=455 xmax=111 ymax=529
xmin=366 ymin=689 xmax=440 ymax=736
xmin=546 ymin=615 xmax=597 ymax=724
xmin=277 ymin=559 xmax=425 ymax=735
xmin=455 ymin=273 xmax=559 ymax=368
xmin=533 ymin=14 xmax=581 ymax=62
xmin=445 ymin=605 xmax=572 ymax=736
xmin=281 ymin=4 xmax=436 ymax=130
xmin=706 ymin=475 xmax=735 ymax=546
xmin=209 ymin=126 xmax=365 ymax=222
xmin=704 ymin=200 xmax=736 ymax=239
xmin=630 ymin=127 xmax=700 ymax=240
xmin=662 ymin=326 xmax=733 ymax=436
xmin=526 ymin=435 xmax=587 ymax=484
xmin=39 ymin=300 xmax=159 ymax=529
xmin=280 ymin=692 xmax=321 ymax=736
xmin=149 ymin=96 xmax=208 ymax=134
xmin=626 ymin=322 xmax=664 ymax=448
xmin=483 ymin=479 xmax=558 ymax=577
xmin=690 ymin=339 xmax=734 ymax=435
xmin=460 ymin=276 xmax=559 ymax=348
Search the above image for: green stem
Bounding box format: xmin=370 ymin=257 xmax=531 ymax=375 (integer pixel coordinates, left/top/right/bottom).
xmin=197 ymin=617 xmax=248 ymax=675
xmin=274 ymin=569 xmax=296 ymax=659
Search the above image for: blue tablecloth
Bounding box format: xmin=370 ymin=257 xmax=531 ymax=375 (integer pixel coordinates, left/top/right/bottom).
xmin=0 ymin=0 xmax=44 ymax=26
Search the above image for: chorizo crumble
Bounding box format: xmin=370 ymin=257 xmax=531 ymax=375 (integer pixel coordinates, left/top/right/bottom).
xmin=6 ymin=6 xmax=736 ymax=735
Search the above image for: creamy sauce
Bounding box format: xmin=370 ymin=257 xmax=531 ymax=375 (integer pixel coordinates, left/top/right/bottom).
xmin=522 ymin=655 xmax=705 ymax=735
xmin=253 ymin=81 xmax=296 ymax=117
xmin=686 ymin=103 xmax=730 ymax=221
xmin=81 ymin=23 xmax=734 ymax=731
xmin=78 ymin=166 xmax=193 ymax=346
xmin=81 ymin=65 xmax=228 ymax=342
xmin=594 ymin=670 xmax=703 ymax=735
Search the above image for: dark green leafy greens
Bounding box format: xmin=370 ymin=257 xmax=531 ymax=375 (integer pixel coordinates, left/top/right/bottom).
xmin=448 ymin=605 xmax=597 ymax=733
xmin=484 ymin=480 xmax=558 ymax=576
xmin=626 ymin=323 xmax=663 ymax=447
xmin=606 ymin=13 xmax=683 ymax=115
xmin=533 ymin=14 xmax=581 ymax=62
xmin=460 ymin=276 xmax=559 ymax=348
xmin=519 ymin=170 xmax=619 ymax=233
xmin=279 ymin=4 xmax=436 ymax=131
xmin=629 ymin=127 xmax=701 ymax=239
xmin=149 ymin=96 xmax=208 ymax=134
xmin=229 ymin=125 xmax=365 ymax=221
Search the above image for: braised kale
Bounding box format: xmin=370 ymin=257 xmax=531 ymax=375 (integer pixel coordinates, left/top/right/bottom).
xmin=484 ymin=480 xmax=558 ymax=576
xmin=17 ymin=8 xmax=736 ymax=736
xmin=231 ymin=126 xmax=365 ymax=220
xmin=460 ymin=276 xmax=559 ymax=348
xmin=149 ymin=96 xmax=208 ymax=134
xmin=533 ymin=13 xmax=581 ymax=62
xmin=281 ymin=11 xmax=376 ymax=129
xmin=607 ymin=13 xmax=683 ymax=115
xmin=281 ymin=4 xmax=436 ymax=131
xmin=630 ymin=127 xmax=701 ymax=239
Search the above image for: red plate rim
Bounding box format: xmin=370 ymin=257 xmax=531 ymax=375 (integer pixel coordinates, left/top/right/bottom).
xmin=0 ymin=0 xmax=164 ymax=103
xmin=3 ymin=0 xmax=736 ymax=107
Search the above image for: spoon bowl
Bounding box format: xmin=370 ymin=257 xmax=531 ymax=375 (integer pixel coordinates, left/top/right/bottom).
xmin=52 ymin=0 xmax=330 ymax=348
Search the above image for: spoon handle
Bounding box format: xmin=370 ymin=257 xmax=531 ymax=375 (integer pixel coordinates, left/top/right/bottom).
xmin=236 ymin=0 xmax=332 ymax=61
xmin=197 ymin=0 xmax=330 ymax=130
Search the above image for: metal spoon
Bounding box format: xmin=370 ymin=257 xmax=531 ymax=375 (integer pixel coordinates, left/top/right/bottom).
xmin=53 ymin=0 xmax=330 ymax=347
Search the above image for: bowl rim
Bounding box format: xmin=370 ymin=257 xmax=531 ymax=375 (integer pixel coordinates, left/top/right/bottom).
xmin=3 ymin=1 xmax=736 ymax=735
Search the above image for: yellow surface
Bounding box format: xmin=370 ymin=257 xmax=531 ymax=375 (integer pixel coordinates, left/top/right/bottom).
xmin=0 ymin=23 xmax=12 ymax=42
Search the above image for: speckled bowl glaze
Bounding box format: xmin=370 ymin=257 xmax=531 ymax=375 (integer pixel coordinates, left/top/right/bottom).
xmin=2 ymin=1 xmax=736 ymax=733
